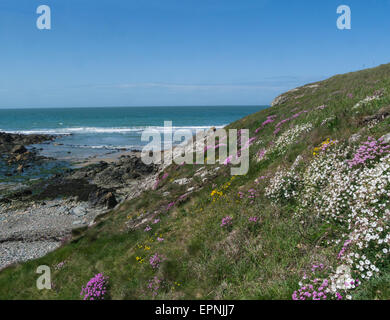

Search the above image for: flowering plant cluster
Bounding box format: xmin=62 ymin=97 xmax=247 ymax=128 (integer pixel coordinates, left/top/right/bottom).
xmin=238 ymin=189 xmax=258 ymax=204
xmin=316 ymin=104 xmax=327 ymax=110
xmin=248 ymin=216 xmax=259 ymax=223
xmin=150 ymin=253 xmax=165 ymax=269
xmin=265 ymin=135 xmax=390 ymax=299
xmin=54 ymin=261 xmax=66 ymax=270
xmin=153 ymin=172 xmax=169 ymax=190
xmin=166 ymin=201 xmax=176 ymax=211
xmin=254 ymin=115 xmax=276 ymax=134
xmin=274 ymin=110 xmax=308 ymax=132
xmin=313 ymin=138 xmax=337 ymax=156
xmin=265 ymin=167 xmax=301 ymax=203
xmin=210 ymin=176 xmax=236 ymax=202
xmin=272 ymin=123 xmax=313 ymax=156
xmin=347 ymin=136 xmax=389 ymax=168
xmin=220 ymin=216 xmax=233 ymax=227
xmin=320 ymin=116 xmax=335 ymax=126
xmin=352 ymin=89 xmax=385 ymax=109
xmin=80 ymin=273 xmax=109 ymax=300
xmin=211 ymin=189 xmax=224 ymax=202
xmin=292 ymin=264 xmax=358 ymax=300
xmin=256 ymin=123 xmax=313 ymax=164
xmin=147 ymin=276 xmax=162 ymax=297
xmin=256 ymin=149 xmax=267 ymax=162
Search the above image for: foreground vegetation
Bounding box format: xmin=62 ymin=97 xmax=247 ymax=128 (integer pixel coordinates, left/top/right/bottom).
xmin=1 ymin=64 xmax=390 ymax=300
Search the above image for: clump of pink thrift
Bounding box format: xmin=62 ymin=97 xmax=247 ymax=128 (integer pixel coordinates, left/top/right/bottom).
xmin=80 ymin=273 xmax=109 ymax=300
xmin=150 ymin=253 xmax=165 ymax=269
xmin=256 ymin=149 xmax=266 ymax=161
xmin=166 ymin=201 xmax=176 ymax=211
xmin=338 ymin=239 xmax=352 ymax=259
xmin=147 ymin=276 xmax=161 ymax=296
xmin=255 ymin=115 xmax=276 ymax=133
xmin=347 ymin=137 xmax=390 ymax=168
xmin=220 ymin=216 xmax=233 ymax=227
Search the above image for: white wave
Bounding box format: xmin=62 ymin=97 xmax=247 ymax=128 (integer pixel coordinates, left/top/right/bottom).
xmin=1 ymin=125 xmax=226 ymax=135
xmin=78 ymin=145 xmax=138 ymax=150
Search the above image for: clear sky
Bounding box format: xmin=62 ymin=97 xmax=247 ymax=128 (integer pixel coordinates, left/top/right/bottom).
xmin=1 ymin=0 xmax=390 ymax=108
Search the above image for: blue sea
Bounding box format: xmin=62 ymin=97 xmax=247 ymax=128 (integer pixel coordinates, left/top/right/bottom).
xmin=0 ymin=106 xmax=264 ymax=161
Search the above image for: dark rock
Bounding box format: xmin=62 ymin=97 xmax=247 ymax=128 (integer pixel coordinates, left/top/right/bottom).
xmin=33 ymin=179 xmax=98 ymax=202
xmin=11 ymin=145 xmax=27 ymax=154
xmin=359 ymin=105 xmax=390 ymax=125
xmin=0 ymin=188 xmax=33 ymax=203
xmin=88 ymin=189 xmax=117 ymax=209
xmin=68 ymin=154 xmax=157 ymax=189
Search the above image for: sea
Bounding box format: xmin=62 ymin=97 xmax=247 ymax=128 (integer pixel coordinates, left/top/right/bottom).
xmin=0 ymin=106 xmax=265 ymax=162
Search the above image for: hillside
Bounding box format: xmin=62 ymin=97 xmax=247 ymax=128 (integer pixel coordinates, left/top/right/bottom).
xmin=1 ymin=64 xmax=390 ymax=300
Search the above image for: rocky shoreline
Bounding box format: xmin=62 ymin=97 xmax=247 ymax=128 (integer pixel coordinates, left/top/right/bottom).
xmin=0 ymin=132 xmax=56 ymax=175
xmin=0 ymin=132 xmax=159 ymax=270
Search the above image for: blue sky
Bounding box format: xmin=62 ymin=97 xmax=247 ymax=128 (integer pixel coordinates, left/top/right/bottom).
xmin=1 ymin=0 xmax=390 ymax=108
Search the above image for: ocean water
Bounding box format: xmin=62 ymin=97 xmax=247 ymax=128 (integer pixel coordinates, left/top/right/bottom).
xmin=0 ymin=106 xmax=264 ymax=161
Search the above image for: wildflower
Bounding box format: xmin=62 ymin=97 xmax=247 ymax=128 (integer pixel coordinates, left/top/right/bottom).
xmin=220 ymin=216 xmax=233 ymax=227
xmin=256 ymin=149 xmax=267 ymax=162
xmin=255 ymin=115 xmax=276 ymax=133
xmin=347 ymin=137 xmax=389 ymax=168
xmin=144 ymin=226 xmax=152 ymax=232
xmin=80 ymin=273 xmax=109 ymax=301
xmin=150 ymin=253 xmax=165 ymax=269
xmin=272 ymin=123 xmax=313 ymax=156
xmin=147 ymin=276 xmax=161 ymax=297
xmin=166 ymin=202 xmax=176 ymax=211
xmin=255 ymin=176 xmax=267 ymax=184
xmin=54 ymin=261 xmax=66 ymax=270
xmin=136 ymin=256 xmax=144 ymax=264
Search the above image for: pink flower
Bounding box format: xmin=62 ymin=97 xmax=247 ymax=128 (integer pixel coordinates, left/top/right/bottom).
xmin=220 ymin=216 xmax=233 ymax=227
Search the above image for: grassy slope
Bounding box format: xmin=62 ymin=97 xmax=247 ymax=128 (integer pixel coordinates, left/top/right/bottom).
xmin=1 ymin=64 xmax=390 ymax=300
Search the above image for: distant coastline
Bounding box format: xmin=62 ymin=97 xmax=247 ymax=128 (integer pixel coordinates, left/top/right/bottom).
xmin=0 ymin=106 xmax=264 ymax=162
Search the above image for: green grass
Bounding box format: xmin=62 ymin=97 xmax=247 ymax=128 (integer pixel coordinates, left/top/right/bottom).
xmin=1 ymin=63 xmax=390 ymax=300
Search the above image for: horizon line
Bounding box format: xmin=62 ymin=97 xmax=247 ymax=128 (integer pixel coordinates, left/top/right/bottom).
xmin=0 ymin=104 xmax=270 ymax=110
